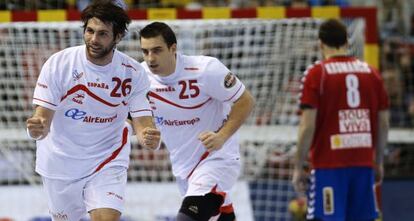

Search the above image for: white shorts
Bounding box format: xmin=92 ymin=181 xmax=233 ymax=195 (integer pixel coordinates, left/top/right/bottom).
xmin=176 ymin=157 xmax=241 ymax=206
xmin=42 ymin=166 xmax=127 ymax=221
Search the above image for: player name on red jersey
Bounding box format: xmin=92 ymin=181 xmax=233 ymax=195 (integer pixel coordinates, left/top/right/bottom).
xmin=324 ymin=61 xmax=371 ymax=74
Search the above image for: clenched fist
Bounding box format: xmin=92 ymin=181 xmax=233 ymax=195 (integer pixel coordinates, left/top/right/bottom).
xmin=141 ymin=127 xmax=161 ymax=149
xmin=198 ymin=131 xmax=226 ymax=152
xmin=26 ymin=117 xmax=49 ymax=140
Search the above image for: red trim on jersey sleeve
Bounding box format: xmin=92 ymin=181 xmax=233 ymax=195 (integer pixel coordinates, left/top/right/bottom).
xmin=61 ymin=84 xmax=120 ymax=107
xmin=148 ymin=91 xmax=212 ymax=109
xmin=121 ymin=62 xmax=137 ymax=71
xmin=186 ymin=151 xmax=210 ymax=179
xmin=94 ymin=127 xmax=128 ymax=173
xmin=224 ymin=84 xmax=243 ymax=102
xmin=130 ymin=109 xmax=153 ymax=114
xmin=33 ymin=98 xmax=57 ymax=107
xmin=184 ymin=67 xmax=199 ymax=71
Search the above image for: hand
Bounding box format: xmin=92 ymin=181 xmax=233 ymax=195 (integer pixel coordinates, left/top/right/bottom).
xmin=374 ymin=164 xmax=384 ymax=184
xmin=141 ymin=127 xmax=160 ymax=149
xmin=198 ymin=131 xmax=226 ymax=152
xmin=26 ymin=117 xmax=49 ymax=140
xmin=292 ymin=168 xmax=308 ymax=197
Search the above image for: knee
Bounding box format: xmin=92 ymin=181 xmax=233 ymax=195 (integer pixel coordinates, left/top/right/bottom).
xmin=218 ymin=204 xmax=236 ymax=221
xmin=218 ymin=212 xmax=235 ymax=221
xmin=89 ymin=208 xmax=121 ymax=221
xmin=179 ymin=193 xmax=224 ymax=221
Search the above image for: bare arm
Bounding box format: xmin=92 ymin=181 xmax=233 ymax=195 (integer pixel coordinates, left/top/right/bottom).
xmin=198 ymin=90 xmax=255 ymax=151
xmin=26 ymin=105 xmax=55 ymax=140
xmin=292 ymin=108 xmax=317 ymax=195
xmin=131 ymin=116 xmax=160 ymax=150
xmin=375 ymin=110 xmax=389 ymax=184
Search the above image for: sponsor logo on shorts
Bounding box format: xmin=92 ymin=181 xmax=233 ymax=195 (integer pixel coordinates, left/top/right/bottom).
xmin=189 ymin=205 xmax=199 ymax=214
xmin=323 ymin=187 xmax=334 ymax=215
xmin=155 ymin=116 xmax=200 ymax=126
xmin=107 ymin=191 xmax=124 ymax=201
xmin=64 ymin=108 xmax=117 ymax=123
xmin=50 ymin=211 xmax=68 ymax=221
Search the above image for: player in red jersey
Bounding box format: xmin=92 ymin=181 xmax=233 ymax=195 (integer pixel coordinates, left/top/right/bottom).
xmin=292 ymin=19 xmax=389 ymax=221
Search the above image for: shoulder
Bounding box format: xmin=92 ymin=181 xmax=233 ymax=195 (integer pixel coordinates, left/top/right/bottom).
xmin=47 ymin=45 xmax=82 ymax=62
xmin=365 ymin=62 xmax=381 ymax=78
xmin=42 ymin=46 xmax=83 ymax=72
xmin=114 ymin=50 xmax=146 ymax=74
xmin=180 ymin=54 xmax=222 ymax=71
xmin=353 ymin=59 xmax=383 ymax=81
xmin=303 ymin=60 xmax=322 ymax=79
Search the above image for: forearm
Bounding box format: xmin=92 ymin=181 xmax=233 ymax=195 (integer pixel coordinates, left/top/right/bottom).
xmin=132 ymin=116 xmax=156 ymax=140
xmin=294 ymin=109 xmax=316 ymax=169
xmin=33 ymin=105 xmax=54 ymax=124
xmin=295 ymin=127 xmax=314 ymax=169
xmin=217 ymin=90 xmax=255 ymax=140
xmin=376 ymin=110 xmax=389 ymax=166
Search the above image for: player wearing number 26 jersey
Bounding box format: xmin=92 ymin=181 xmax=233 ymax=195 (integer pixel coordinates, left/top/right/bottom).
xmin=139 ymin=22 xmax=255 ymax=221
xmin=292 ymin=19 xmax=389 ymax=221
xmin=26 ymin=2 xmax=160 ymax=221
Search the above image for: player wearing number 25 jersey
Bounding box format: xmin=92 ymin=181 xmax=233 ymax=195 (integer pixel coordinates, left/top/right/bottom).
xmin=139 ymin=22 xmax=255 ymax=221
xmin=26 ymin=2 xmax=160 ymax=221
xmin=292 ymin=19 xmax=389 ymax=221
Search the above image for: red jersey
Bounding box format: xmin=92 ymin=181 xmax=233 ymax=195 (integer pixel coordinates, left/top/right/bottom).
xmin=300 ymin=56 xmax=389 ymax=169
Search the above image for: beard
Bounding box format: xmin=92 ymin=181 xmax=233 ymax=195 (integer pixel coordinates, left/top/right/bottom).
xmin=85 ymin=40 xmax=116 ymax=60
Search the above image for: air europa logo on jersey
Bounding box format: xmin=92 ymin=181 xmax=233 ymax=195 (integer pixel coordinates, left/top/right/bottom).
xmin=64 ymin=108 xmax=117 ymax=123
xmin=155 ymin=116 xmax=200 ymax=126
xmin=50 ymin=211 xmax=68 ymax=221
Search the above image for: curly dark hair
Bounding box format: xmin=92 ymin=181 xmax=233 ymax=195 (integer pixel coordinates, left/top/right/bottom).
xmin=81 ymin=0 xmax=131 ymax=38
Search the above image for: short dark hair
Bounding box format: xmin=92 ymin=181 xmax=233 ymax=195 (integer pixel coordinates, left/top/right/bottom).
xmin=81 ymin=0 xmax=131 ymax=38
xmin=139 ymin=22 xmax=177 ymax=48
xmin=318 ymin=19 xmax=348 ymax=48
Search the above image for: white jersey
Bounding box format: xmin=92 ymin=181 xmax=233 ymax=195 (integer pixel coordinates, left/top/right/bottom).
xmin=142 ymin=53 xmax=245 ymax=178
xmin=33 ymin=45 xmax=152 ymax=180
